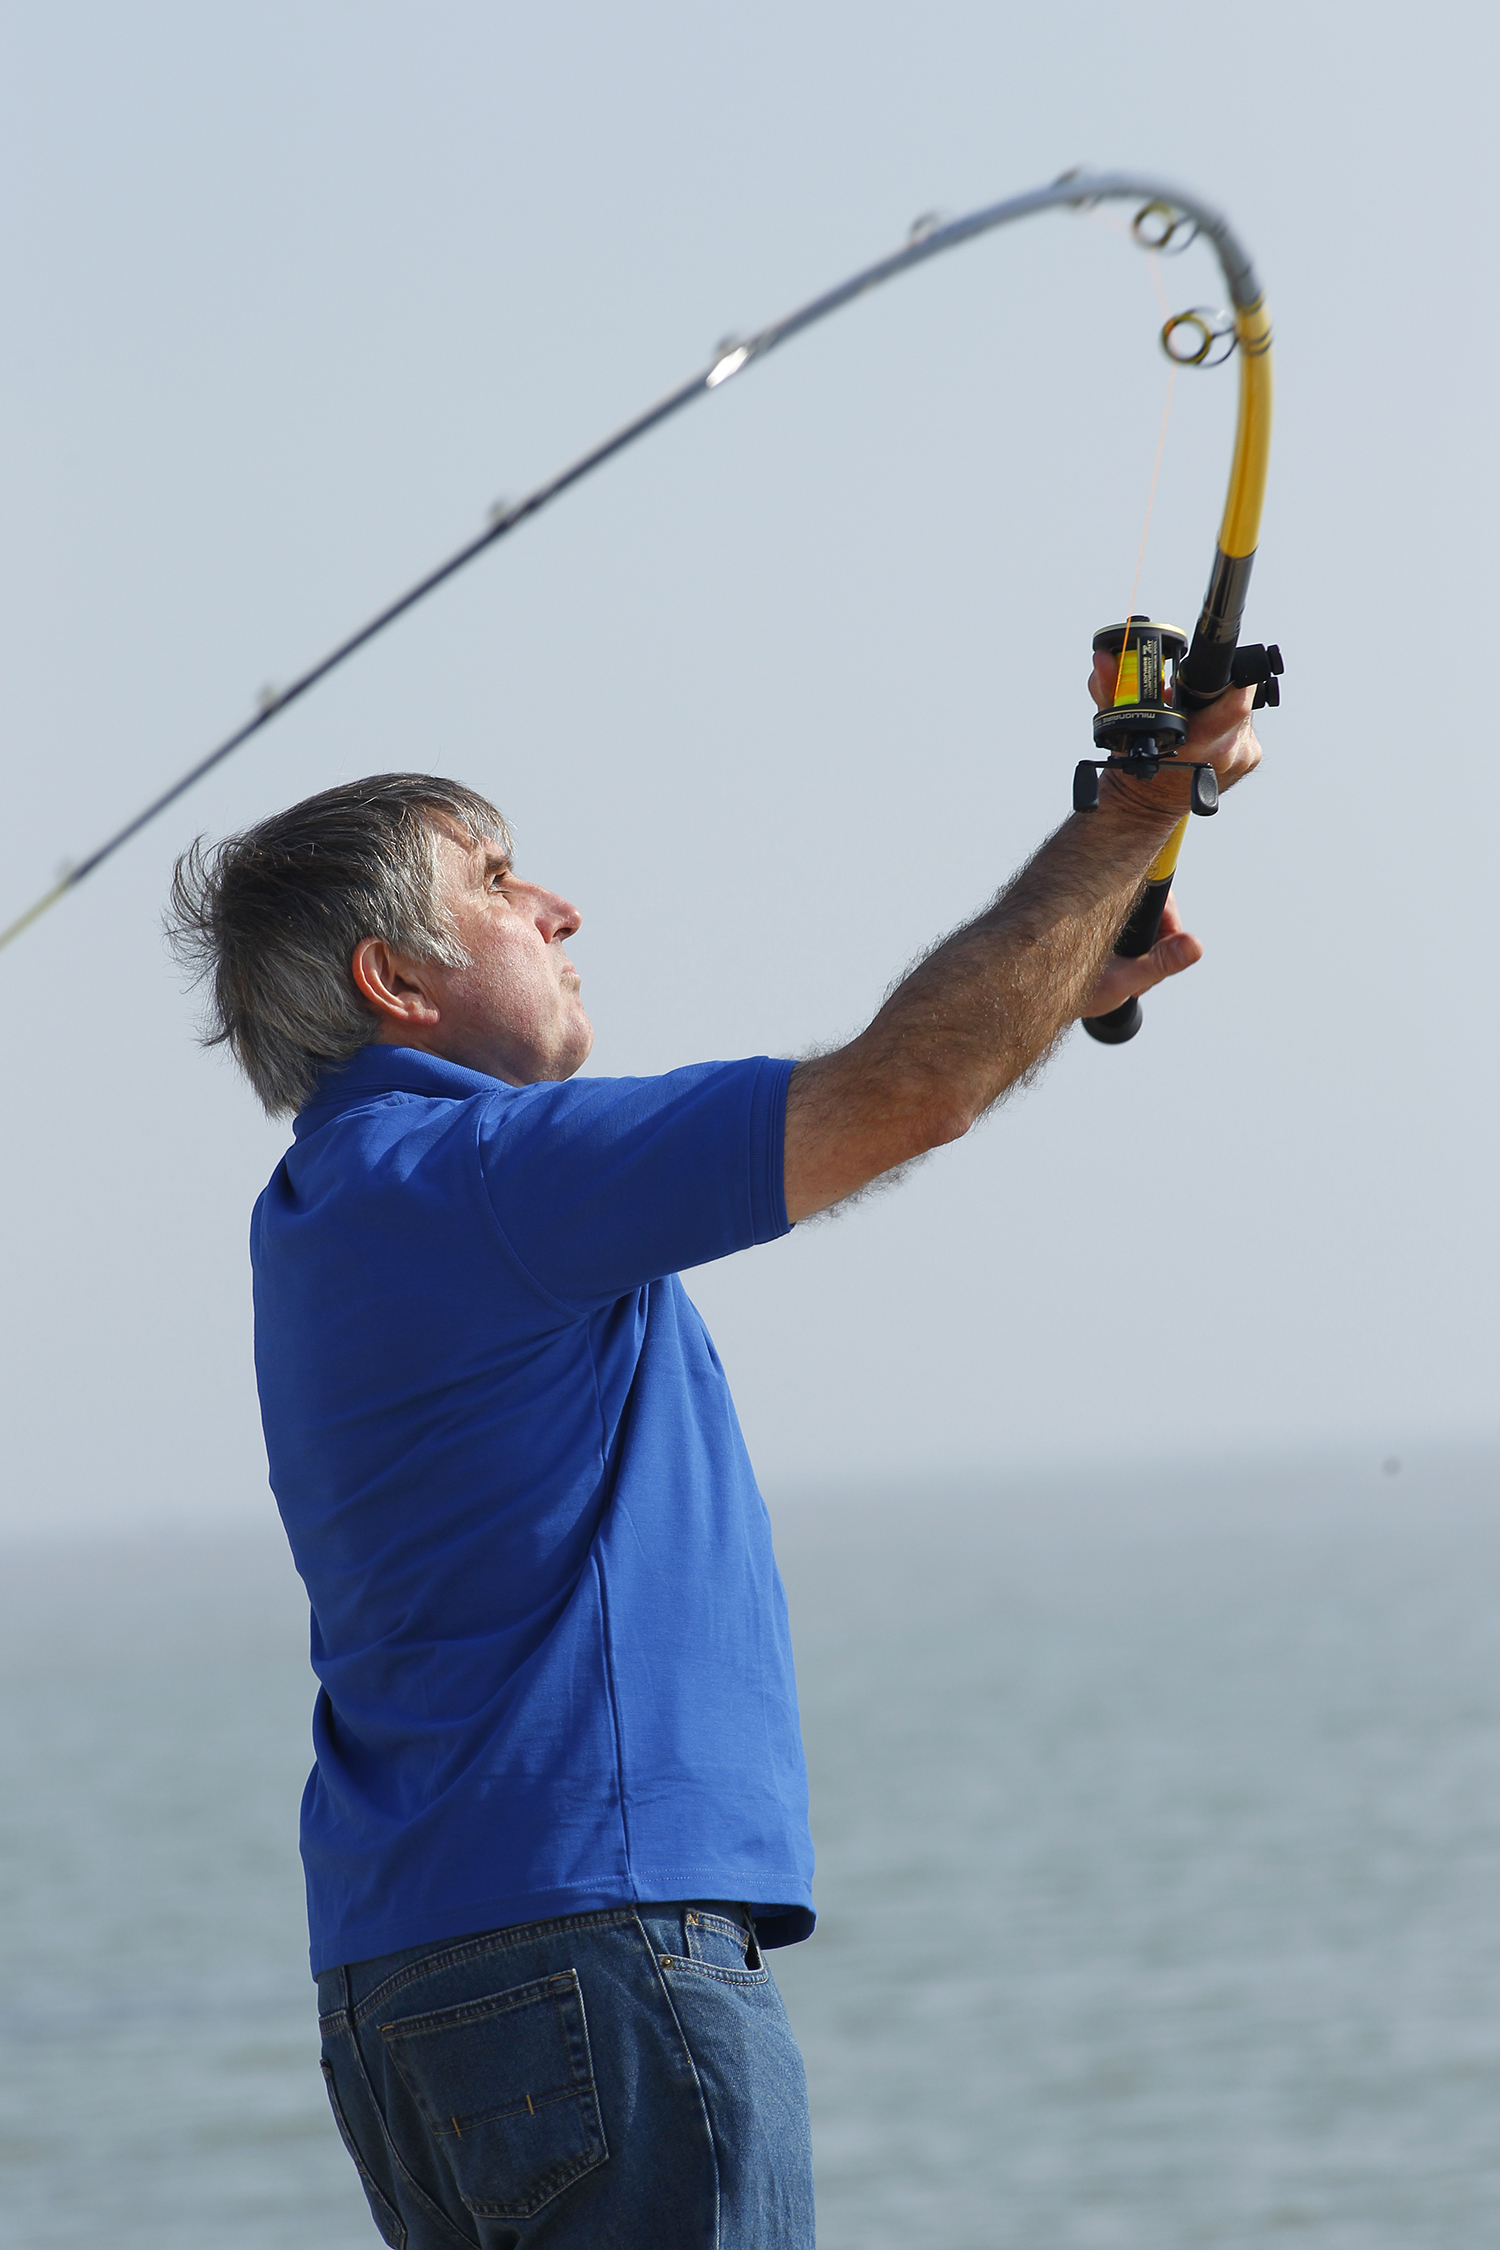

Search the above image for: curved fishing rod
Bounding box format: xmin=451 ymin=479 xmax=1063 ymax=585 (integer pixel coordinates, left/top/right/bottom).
xmin=0 ymin=165 xmax=1279 ymax=1012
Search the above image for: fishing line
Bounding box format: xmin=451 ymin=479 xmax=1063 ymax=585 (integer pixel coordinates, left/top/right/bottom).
xmin=1119 ymin=360 xmax=1178 ymax=656
xmin=0 ymin=169 xmax=1273 ymax=956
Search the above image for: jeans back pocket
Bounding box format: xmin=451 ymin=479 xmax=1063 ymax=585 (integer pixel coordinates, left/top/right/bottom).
xmin=378 ymin=1968 xmax=607 ymax=2223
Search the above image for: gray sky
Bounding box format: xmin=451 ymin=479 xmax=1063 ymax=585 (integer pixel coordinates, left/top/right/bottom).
xmin=2 ymin=0 xmax=1495 ymax=1538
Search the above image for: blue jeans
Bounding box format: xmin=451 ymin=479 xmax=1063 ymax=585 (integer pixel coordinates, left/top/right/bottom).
xmin=316 ymin=1902 xmax=815 ymax=2248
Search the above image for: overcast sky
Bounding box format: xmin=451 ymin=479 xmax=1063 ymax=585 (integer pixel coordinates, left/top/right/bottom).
xmin=2 ymin=0 xmax=1495 ymax=1539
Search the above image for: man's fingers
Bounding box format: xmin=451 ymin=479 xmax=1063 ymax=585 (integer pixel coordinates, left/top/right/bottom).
xmin=1086 ymin=653 xmax=1261 ymax=797
xmin=1147 ymin=928 xmax=1203 ymax=982
xmin=1079 ymin=918 xmax=1202 ymax=1021
xmin=1182 ymin=682 xmax=1260 ymax=790
xmin=1120 ymin=926 xmax=1202 ymax=994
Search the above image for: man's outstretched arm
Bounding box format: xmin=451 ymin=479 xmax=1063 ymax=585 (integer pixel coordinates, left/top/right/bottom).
xmin=782 ymin=669 xmax=1260 ymax=1221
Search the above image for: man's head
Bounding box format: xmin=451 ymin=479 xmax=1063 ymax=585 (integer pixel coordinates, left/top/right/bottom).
xmin=167 ymin=774 xmax=591 ymax=1116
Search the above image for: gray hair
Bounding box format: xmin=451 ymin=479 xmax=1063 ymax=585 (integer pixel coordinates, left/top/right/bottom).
xmin=166 ymin=773 xmax=512 ymax=1117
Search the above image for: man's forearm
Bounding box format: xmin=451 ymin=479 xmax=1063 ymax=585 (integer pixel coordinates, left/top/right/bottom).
xmin=783 ymin=784 xmax=1179 ymax=1218
xmin=864 ymin=784 xmax=1179 ymax=1109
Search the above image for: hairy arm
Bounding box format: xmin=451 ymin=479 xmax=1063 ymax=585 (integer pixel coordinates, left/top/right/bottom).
xmin=783 ymin=670 xmax=1259 ymax=1221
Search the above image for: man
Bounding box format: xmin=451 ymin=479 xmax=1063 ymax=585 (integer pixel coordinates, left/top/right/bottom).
xmin=169 ymin=652 xmax=1258 ymax=2248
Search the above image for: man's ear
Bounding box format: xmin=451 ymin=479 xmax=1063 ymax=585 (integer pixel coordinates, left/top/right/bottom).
xmin=351 ymin=938 xmax=443 ymax=1028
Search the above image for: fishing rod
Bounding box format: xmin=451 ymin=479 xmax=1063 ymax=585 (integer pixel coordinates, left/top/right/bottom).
xmin=1066 ymin=185 xmax=1281 ymax=1041
xmin=0 ymin=165 xmax=1281 ymax=1033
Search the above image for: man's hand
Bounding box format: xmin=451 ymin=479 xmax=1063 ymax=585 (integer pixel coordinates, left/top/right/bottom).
xmin=1089 ymin=648 xmax=1262 ymax=815
xmin=1077 ymin=651 xmax=1262 ymax=1018
xmin=1079 ymin=889 xmax=1201 ymax=1019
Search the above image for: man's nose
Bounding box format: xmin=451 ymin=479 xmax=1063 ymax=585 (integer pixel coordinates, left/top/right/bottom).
xmin=530 ymin=887 xmax=581 ymax=942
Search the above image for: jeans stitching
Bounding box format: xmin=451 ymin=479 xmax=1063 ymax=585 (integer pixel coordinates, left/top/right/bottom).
xmin=657 ymin=1956 xmax=772 ymax=1987
xmin=454 ymin=1965 xmax=611 ymax=2221
xmin=320 ymin=2058 xmax=408 ymax=2250
xmin=379 ymin=1968 xmax=609 ymax=2222
xmin=636 ymin=1913 xmax=722 ymax=2250
xmin=345 ymin=1907 xmax=645 ymax=2025
xmin=342 ymin=1901 xmax=757 ymax=2027
xmin=339 ymin=2022 xmax=478 ymax=2248
xmin=685 ymin=1912 xmax=745 ymax=1942
xmin=376 ymin=1969 xmax=588 ymax=2042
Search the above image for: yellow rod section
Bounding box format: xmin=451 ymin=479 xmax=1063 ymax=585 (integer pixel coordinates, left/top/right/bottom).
xmin=1145 ymin=816 xmax=1189 ymax=887
xmin=1217 ymin=298 xmax=1274 ymax=561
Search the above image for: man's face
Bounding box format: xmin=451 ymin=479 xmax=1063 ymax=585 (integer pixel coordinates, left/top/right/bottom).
xmin=416 ymin=826 xmax=593 ymax=1085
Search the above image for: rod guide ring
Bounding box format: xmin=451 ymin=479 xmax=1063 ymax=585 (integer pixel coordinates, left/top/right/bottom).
xmin=1161 ymin=307 xmax=1238 ymax=367
xmin=1131 ymin=200 xmax=1199 ymax=255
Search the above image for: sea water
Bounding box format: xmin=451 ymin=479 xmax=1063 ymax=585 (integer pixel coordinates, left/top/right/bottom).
xmin=1 ymin=1455 xmax=1497 ymax=2249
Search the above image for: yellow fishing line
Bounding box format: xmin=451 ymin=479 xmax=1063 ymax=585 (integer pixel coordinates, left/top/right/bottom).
xmin=1084 ymin=217 xmax=1177 ymax=688
xmin=1112 ymin=357 xmax=1177 ymax=698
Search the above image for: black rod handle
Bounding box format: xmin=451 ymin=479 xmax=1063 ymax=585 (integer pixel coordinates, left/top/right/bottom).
xmin=1080 ymin=874 xmax=1174 ymax=1046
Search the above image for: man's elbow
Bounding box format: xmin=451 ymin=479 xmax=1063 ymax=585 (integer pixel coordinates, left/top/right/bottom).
xmin=903 ymin=1092 xmax=978 ymax=1160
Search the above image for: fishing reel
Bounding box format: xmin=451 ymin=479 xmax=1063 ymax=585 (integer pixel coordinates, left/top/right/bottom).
xmin=1072 ymin=616 xmax=1285 ymax=817
xmin=1075 ymin=614 xmax=1284 ymax=1046
xmin=1073 ymin=617 xmax=1218 ymax=815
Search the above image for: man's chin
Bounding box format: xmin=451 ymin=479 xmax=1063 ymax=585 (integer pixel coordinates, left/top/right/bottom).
xmin=554 ymin=1008 xmax=594 ymax=1081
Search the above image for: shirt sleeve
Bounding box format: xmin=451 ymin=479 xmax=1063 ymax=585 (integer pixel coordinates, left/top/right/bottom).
xmin=475 ymin=1056 xmax=795 ymax=1309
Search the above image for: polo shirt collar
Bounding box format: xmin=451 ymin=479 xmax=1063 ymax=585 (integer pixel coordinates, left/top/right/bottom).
xmin=294 ymin=1045 xmax=503 ymax=1137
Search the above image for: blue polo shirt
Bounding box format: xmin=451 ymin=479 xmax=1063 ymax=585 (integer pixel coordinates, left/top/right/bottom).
xmin=250 ymin=1044 xmax=813 ymax=1973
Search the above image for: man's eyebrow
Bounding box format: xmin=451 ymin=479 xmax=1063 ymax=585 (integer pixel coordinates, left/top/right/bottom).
xmin=479 ymin=849 xmax=513 ymax=881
